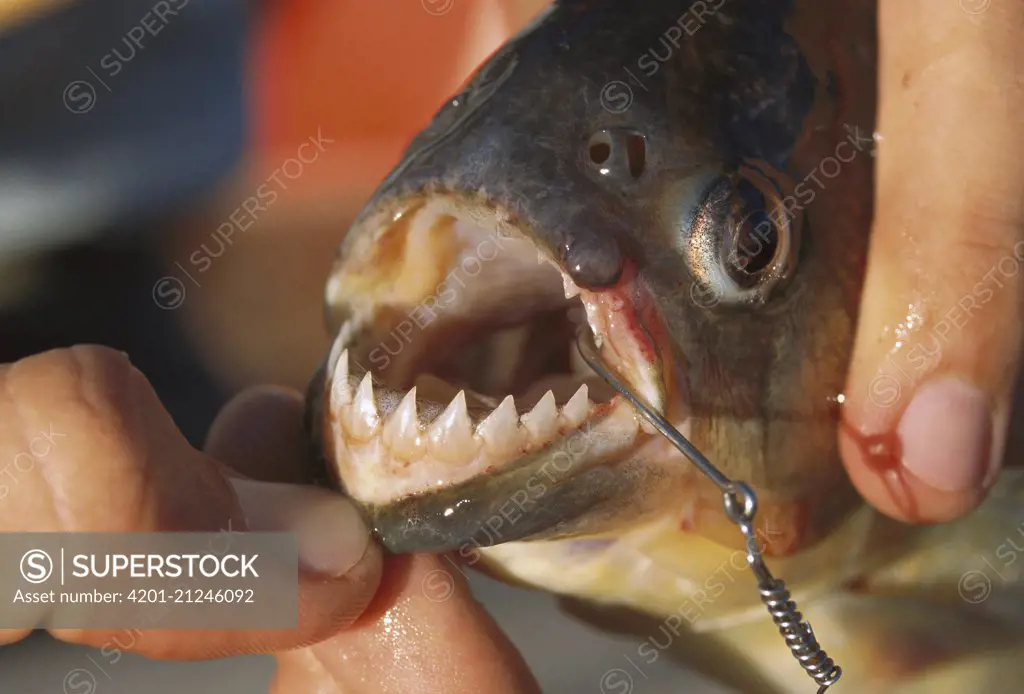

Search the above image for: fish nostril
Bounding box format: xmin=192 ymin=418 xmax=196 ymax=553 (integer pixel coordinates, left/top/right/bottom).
xmin=626 ymin=133 xmax=646 ymax=179
xmin=589 ymin=141 xmax=611 ymax=165
xmin=586 ymin=129 xmax=646 ymax=183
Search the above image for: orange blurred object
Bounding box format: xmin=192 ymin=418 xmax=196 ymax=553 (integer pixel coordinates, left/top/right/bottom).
xmin=174 ymin=2 xmax=554 ymax=391
xmin=248 ymin=1 xmax=551 ymax=192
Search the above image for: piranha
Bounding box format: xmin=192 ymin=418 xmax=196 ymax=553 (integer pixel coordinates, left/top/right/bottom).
xmin=306 ymin=1 xmax=1024 ymax=691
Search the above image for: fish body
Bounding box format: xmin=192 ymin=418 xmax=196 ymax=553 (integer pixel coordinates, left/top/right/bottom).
xmin=307 ymin=1 xmax=1024 ymax=691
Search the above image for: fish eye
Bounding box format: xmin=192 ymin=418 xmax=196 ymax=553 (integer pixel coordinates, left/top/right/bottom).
xmin=687 ymin=164 xmax=798 ymax=306
xmin=725 ymin=178 xmax=780 ymax=287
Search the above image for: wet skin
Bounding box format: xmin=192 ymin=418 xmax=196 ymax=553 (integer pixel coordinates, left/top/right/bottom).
xmin=308 ymin=0 xmax=881 ymax=557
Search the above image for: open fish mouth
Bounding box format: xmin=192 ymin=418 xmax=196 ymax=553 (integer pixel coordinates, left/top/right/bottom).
xmin=314 ymin=192 xmax=686 ymax=552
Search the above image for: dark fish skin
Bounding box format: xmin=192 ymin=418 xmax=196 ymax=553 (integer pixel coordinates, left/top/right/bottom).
xmin=311 ymin=0 xmax=879 ymax=554
xmin=347 ymin=0 xmax=819 ymax=291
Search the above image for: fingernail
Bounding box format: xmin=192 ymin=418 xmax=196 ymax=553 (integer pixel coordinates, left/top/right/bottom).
xmin=230 ymin=478 xmax=371 ymax=577
xmin=897 ymin=377 xmax=993 ymax=492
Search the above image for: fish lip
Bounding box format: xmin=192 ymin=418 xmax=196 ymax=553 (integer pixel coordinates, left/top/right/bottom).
xmin=325 ymin=188 xmax=533 ymax=333
xmin=317 ymin=189 xmax=680 ymax=552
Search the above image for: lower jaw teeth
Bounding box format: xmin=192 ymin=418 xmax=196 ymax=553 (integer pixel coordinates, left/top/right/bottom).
xmin=325 ymin=346 xmax=613 ymax=503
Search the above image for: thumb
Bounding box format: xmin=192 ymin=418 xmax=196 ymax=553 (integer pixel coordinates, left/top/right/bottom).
xmin=0 ymin=346 xmax=381 ymax=658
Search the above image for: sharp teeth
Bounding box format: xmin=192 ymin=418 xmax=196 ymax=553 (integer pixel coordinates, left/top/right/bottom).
xmin=562 ymin=272 xmax=581 ymax=299
xmin=327 ymin=336 xmax=346 ymax=374
xmin=346 ymin=372 xmax=380 ymax=440
xmin=335 ymin=318 xmax=361 ymax=351
xmin=521 ymin=390 xmax=558 ymax=443
xmin=330 ymin=349 xmax=352 ymax=408
xmin=383 ymin=387 xmax=425 ymax=460
xmin=560 ymin=384 xmax=591 ymax=428
xmin=428 ymin=391 xmax=477 ymax=463
xmin=476 ymin=395 xmax=521 ymax=457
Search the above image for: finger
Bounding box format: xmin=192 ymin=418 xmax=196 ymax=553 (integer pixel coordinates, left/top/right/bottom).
xmin=204 ymin=388 xmax=384 ymax=651
xmin=841 ymin=1 xmax=1024 ymax=523
xmin=275 ymin=553 xmax=541 ymax=694
xmin=215 ymin=389 xmax=537 ymax=693
xmin=204 ymin=385 xmax=311 ymax=484
xmin=0 ymin=346 xmax=381 ymax=657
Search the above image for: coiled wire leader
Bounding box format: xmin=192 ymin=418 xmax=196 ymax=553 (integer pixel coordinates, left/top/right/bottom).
xmin=575 ymin=326 xmax=842 ymax=694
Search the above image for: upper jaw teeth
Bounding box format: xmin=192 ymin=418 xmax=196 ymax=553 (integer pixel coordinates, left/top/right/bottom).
xmin=329 ymin=349 xmax=597 ymax=466
xmin=562 ymin=272 xmax=581 ymax=299
xmin=535 ymin=253 xmax=582 ymax=300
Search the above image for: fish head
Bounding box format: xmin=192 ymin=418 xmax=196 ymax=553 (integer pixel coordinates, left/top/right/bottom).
xmin=308 ymin=0 xmax=877 ymax=560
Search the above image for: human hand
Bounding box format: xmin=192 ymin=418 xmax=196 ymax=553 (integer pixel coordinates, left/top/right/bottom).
xmin=840 ymin=0 xmax=1024 ymax=522
xmin=0 ymin=346 xmax=540 ymax=694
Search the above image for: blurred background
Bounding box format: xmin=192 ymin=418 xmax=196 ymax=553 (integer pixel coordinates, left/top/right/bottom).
xmin=0 ymin=1 xmax=720 ymax=691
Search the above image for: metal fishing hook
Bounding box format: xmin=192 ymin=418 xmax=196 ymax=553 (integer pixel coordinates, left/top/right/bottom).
xmin=575 ymin=325 xmax=842 ymax=694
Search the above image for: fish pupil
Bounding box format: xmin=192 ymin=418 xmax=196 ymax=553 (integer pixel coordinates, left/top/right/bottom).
xmin=728 ymin=179 xmax=778 ymax=283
